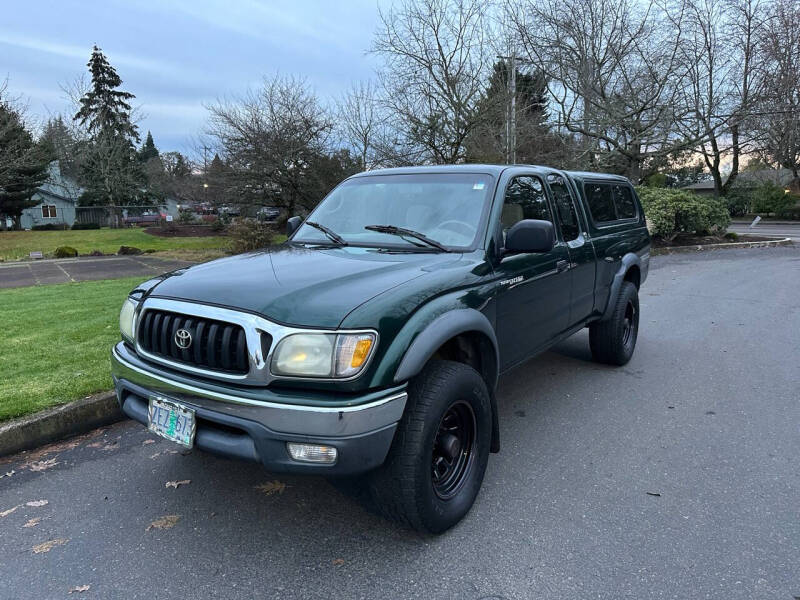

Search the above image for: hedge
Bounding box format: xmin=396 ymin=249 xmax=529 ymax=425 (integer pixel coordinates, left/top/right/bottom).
xmin=636 ymin=187 xmax=730 ymax=240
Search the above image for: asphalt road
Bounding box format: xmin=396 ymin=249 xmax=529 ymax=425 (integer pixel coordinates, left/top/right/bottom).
xmin=1 ymin=246 xmax=798 ymax=600
xmin=729 ymin=221 xmax=800 ymax=241
xmin=0 ymin=256 xmax=193 ymax=289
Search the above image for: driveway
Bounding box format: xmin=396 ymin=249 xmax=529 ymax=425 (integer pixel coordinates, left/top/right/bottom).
xmin=1 ymin=247 xmax=798 ymax=599
xmin=0 ymin=256 xmax=194 ymax=289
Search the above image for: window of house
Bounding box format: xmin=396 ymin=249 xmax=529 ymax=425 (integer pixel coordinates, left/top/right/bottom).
xmin=612 ymin=185 xmax=637 ymax=219
xmin=41 ymin=205 xmax=57 ymax=219
xmin=501 ymin=176 xmax=552 ymax=237
xmin=584 ymin=183 xmax=617 ymax=223
xmin=547 ymin=174 xmax=581 ymax=241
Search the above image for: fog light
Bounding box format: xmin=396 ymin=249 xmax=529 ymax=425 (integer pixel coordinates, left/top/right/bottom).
xmin=286 ymin=442 xmax=338 ymax=464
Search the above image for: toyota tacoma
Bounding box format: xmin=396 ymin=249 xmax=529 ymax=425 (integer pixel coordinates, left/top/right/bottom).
xmin=111 ymin=165 xmax=650 ymax=533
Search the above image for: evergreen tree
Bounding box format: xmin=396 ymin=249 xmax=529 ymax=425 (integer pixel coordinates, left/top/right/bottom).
xmin=138 ymin=131 xmax=159 ymax=162
xmin=40 ymin=115 xmax=83 ymax=180
xmin=0 ymin=99 xmax=51 ymax=228
xmin=73 ymin=46 xmax=143 ymax=210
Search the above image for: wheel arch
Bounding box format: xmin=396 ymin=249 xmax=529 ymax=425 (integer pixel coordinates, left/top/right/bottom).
xmin=601 ymin=253 xmax=642 ymax=321
xmin=393 ymin=309 xmax=501 ymax=452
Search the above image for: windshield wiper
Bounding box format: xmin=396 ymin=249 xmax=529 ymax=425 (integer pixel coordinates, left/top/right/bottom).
xmin=305 ymin=221 xmax=347 ymax=246
xmin=364 ymin=225 xmax=448 ymax=252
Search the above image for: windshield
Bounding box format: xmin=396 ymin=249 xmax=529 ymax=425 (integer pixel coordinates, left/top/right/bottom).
xmin=293 ymin=173 xmax=494 ymax=250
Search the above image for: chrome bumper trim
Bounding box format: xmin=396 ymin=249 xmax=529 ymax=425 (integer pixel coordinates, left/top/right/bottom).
xmin=111 ymin=344 xmax=407 ymax=436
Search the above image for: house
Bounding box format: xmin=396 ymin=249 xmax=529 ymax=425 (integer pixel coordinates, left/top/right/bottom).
xmin=682 ymin=168 xmax=798 ymax=196
xmin=19 ymin=162 xmax=83 ymax=229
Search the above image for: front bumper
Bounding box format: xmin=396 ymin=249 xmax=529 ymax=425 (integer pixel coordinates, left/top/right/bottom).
xmin=111 ymin=342 xmax=406 ymax=475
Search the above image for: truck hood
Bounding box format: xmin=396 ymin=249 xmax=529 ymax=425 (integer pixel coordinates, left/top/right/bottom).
xmin=146 ymin=244 xmax=459 ymax=328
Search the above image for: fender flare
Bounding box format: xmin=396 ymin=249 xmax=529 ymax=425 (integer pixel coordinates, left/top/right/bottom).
xmin=601 ymin=252 xmax=641 ymax=321
xmin=393 ymin=308 xmax=501 ymax=453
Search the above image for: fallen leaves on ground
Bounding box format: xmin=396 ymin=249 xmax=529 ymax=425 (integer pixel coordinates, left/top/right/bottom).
xmin=332 ymin=558 xmax=345 ymax=566
xmin=254 ymin=480 xmax=288 ymax=496
xmin=150 ymin=450 xmax=179 ymax=460
xmin=32 ymin=538 xmax=69 ymax=554
xmin=25 ymin=500 xmax=48 ymax=507
xmin=165 ymin=480 xmax=191 ymax=489
xmin=0 ymin=505 xmax=21 ymax=518
xmin=146 ymin=515 xmax=180 ymax=531
xmin=142 ymin=439 xmax=156 ymax=445
xmin=23 ymin=517 xmax=41 ymax=528
xmin=29 ymin=457 xmax=60 ymax=472
xmin=68 ymin=585 xmax=91 ymax=594
xmin=0 ymin=469 xmax=15 ymax=479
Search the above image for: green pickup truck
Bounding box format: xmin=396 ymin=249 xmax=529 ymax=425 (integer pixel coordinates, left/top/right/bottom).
xmin=111 ymin=164 xmax=650 ymax=533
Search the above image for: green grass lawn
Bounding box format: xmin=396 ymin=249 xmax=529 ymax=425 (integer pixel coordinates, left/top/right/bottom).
xmin=0 ymin=228 xmax=228 ymax=261
xmin=0 ymin=277 xmax=144 ymax=421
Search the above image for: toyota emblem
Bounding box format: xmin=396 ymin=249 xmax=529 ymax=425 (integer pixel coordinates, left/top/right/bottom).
xmin=174 ymin=328 xmax=192 ymax=349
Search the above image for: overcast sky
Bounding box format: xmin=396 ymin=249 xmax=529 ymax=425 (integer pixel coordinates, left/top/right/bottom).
xmin=2 ymin=0 xmax=385 ymax=156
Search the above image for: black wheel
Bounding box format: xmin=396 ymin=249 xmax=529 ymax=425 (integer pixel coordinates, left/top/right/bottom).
xmin=369 ymin=360 xmax=491 ymax=533
xmin=589 ymin=281 xmax=640 ymax=366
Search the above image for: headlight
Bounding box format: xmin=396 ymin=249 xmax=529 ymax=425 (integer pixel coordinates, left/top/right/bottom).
xmin=119 ymin=298 xmax=138 ymax=343
xmin=271 ymin=332 xmax=376 ymax=378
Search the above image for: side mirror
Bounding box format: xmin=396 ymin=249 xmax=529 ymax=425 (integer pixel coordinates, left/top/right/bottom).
xmin=504 ymin=219 xmax=555 ymax=255
xmin=286 ymin=216 xmax=302 ymax=237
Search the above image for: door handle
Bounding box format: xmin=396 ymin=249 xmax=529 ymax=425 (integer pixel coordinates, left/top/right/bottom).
xmin=556 ymin=259 xmax=569 ymax=272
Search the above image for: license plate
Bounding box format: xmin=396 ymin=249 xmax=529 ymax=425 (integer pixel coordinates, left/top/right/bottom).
xmin=148 ymin=396 xmax=196 ymax=448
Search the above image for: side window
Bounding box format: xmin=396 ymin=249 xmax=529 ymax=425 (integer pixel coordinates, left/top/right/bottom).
xmin=501 ymin=176 xmax=552 ymax=236
xmin=613 ymin=185 xmax=637 ymax=219
xmin=547 ymin=174 xmax=581 ymax=241
xmin=584 ymin=182 xmax=616 ymax=223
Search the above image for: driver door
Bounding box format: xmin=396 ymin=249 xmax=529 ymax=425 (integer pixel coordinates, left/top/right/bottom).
xmin=495 ymin=175 xmax=572 ymax=369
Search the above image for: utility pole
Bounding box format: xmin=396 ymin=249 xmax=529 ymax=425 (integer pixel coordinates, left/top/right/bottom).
xmin=497 ymin=54 xmax=530 ymax=164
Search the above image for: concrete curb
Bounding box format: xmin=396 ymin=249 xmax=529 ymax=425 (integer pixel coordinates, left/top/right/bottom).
xmin=0 ymin=391 xmax=123 ymax=458
xmin=652 ymin=237 xmax=793 ymax=255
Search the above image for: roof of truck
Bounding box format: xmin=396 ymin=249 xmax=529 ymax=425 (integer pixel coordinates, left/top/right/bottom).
xmin=350 ymin=164 xmax=632 ymax=183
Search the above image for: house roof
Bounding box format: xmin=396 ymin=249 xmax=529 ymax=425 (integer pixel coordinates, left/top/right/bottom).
xmin=35 ymin=162 xmax=83 ymax=203
xmin=683 ymin=168 xmax=796 ymax=191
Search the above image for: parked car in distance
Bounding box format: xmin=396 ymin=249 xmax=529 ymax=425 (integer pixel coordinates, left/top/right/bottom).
xmin=257 ymin=206 xmax=281 ymax=222
xmin=111 ymin=164 xmax=650 ymax=533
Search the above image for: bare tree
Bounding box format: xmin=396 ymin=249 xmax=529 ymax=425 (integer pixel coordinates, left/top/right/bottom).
xmin=371 ymin=0 xmax=495 ymax=164
xmin=755 ymin=0 xmax=800 ymax=178
xmin=509 ymin=0 xmax=694 ymax=181
xmin=676 ymin=0 xmax=766 ymax=196
xmin=206 ymin=75 xmax=346 ymax=215
xmin=337 ymin=80 xmax=383 ymax=170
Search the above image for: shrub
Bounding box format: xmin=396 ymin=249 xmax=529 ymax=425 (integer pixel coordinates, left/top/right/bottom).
xmin=227 ymin=218 xmax=275 ymax=254
xmin=210 ymin=219 xmax=225 ymax=232
xmin=723 ymin=231 xmax=739 ymax=241
xmin=54 ymin=246 xmax=78 ymax=258
xmin=724 ymin=188 xmax=752 ymax=217
xmin=32 ymin=223 xmax=67 ymax=231
xmin=636 ymin=187 xmax=730 ymax=240
xmin=88 ymin=249 xmax=104 ymax=256
xmin=71 ymin=222 xmax=101 ymax=230
xmin=117 ymin=245 xmax=143 ymax=255
xmin=177 ymin=207 xmax=195 ymax=224
xmin=751 ymin=182 xmax=795 ymax=217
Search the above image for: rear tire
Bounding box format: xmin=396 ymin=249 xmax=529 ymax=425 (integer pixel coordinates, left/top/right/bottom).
xmin=589 ymin=281 xmax=640 ymax=366
xmin=369 ymin=360 xmax=491 ymax=534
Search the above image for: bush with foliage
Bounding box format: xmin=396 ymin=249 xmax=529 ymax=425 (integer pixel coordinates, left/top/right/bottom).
xmin=227 ymin=218 xmax=275 ymax=254
xmin=636 ymin=187 xmax=730 ymax=240
xmin=750 ymin=182 xmax=795 ymax=217
xmin=117 ymin=245 xmax=142 ymax=255
xmin=32 ymin=223 xmax=68 ymax=231
xmin=54 ymin=246 xmax=78 ymax=258
xmin=71 ymin=222 xmax=101 ymax=230
xmin=177 ymin=207 xmax=195 ymax=224
xmin=724 ymin=188 xmax=752 ymax=217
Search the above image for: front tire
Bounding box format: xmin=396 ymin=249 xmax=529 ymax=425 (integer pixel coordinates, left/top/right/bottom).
xmin=589 ymin=281 xmax=640 ymax=365
xmin=369 ymin=360 xmax=491 ymax=533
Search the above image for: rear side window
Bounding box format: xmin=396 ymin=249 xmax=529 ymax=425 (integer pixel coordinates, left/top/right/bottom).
xmin=584 ymin=182 xmax=638 ymax=223
xmin=584 ymin=183 xmax=616 ymax=223
xmin=613 ymin=185 xmax=637 ymax=219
